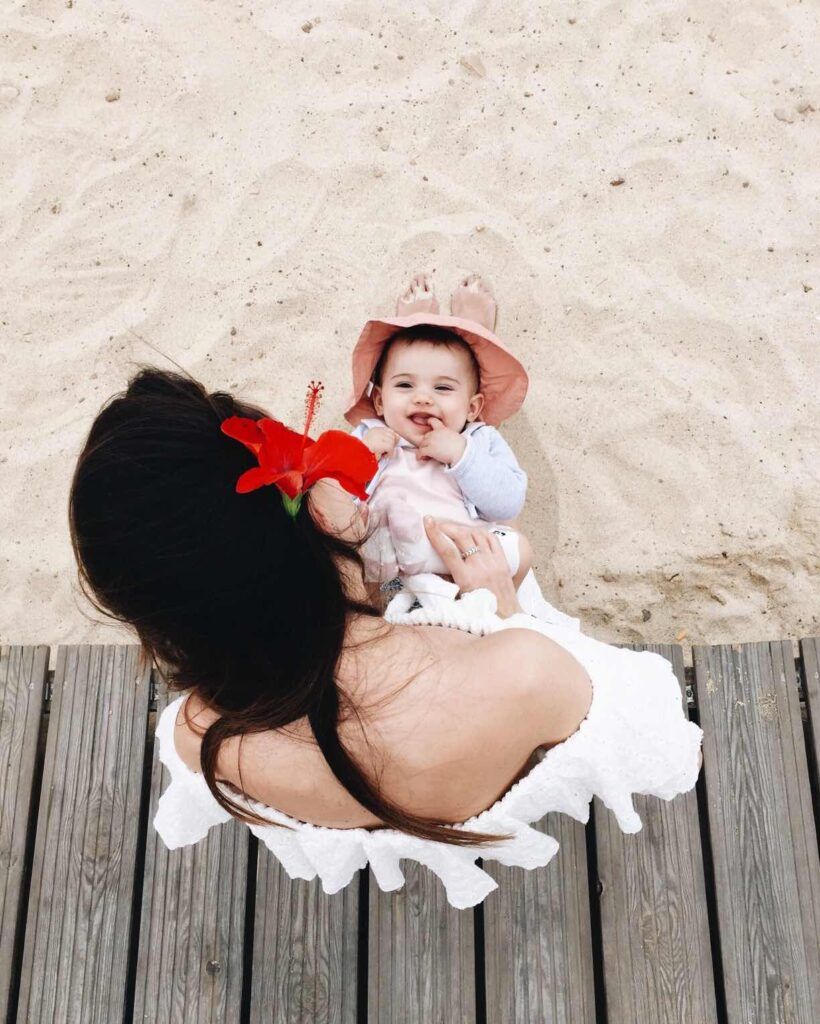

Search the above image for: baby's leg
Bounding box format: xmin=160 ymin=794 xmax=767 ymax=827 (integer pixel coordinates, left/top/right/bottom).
xmin=386 ymin=499 xmax=434 ymax=575
xmin=486 ymin=525 xmax=532 ymax=591
xmin=493 ymin=515 xmax=522 ymax=532
xmin=511 ymin=532 xmax=533 ymax=591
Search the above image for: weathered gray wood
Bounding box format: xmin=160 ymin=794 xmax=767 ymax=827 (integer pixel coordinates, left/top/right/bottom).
xmin=483 ymin=814 xmax=595 ymax=1023
xmin=800 ymin=637 xmax=820 ymax=789
xmin=368 ymin=861 xmax=475 ymax=1023
xmin=16 ymin=645 xmax=151 ymax=1024
xmin=0 ymin=646 xmax=49 ymax=1023
xmin=251 ymin=845 xmax=359 ymax=1024
xmin=595 ymin=643 xmax=716 ymax=1023
xmin=694 ymin=640 xmax=820 ymax=1024
xmin=134 ymin=682 xmax=249 ymax=1023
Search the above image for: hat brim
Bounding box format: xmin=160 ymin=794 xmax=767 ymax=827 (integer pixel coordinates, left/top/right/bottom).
xmin=343 ymin=313 xmax=528 ymax=428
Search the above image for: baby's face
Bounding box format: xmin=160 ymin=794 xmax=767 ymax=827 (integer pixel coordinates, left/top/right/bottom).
xmin=372 ymin=340 xmax=484 ymax=443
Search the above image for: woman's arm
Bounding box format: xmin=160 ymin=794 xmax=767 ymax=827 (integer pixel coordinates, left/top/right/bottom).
xmin=308 ymin=478 xmax=369 ymax=544
xmin=308 ymin=479 xmax=378 ymax=607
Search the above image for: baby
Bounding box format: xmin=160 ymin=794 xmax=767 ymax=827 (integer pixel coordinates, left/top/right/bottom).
xmin=343 ymin=273 xmax=535 ymax=594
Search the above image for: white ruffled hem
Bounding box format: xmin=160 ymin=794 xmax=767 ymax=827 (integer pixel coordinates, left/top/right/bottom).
xmin=152 ymin=573 xmax=703 ymax=910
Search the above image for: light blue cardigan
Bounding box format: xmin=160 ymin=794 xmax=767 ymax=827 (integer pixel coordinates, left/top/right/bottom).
xmin=349 ymin=417 xmax=527 ymax=522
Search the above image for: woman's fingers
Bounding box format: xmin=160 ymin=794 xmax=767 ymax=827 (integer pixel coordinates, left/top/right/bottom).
xmin=424 ymin=519 xmax=518 ymax=607
xmin=433 ymin=520 xmax=488 ymax=549
xmin=473 ymin=528 xmax=491 ymax=550
xmin=423 ymin=517 xmax=464 ymax=575
xmin=433 ymin=520 xmax=477 ymax=551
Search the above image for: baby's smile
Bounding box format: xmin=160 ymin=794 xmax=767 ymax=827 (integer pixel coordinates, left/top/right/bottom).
xmin=408 ymin=413 xmax=434 ymax=430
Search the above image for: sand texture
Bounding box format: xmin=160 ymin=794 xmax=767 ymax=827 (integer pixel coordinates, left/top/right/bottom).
xmin=1 ymin=1 xmax=817 ymax=648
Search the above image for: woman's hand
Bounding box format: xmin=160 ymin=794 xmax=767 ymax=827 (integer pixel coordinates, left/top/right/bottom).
xmin=309 ymin=478 xmax=368 ymax=544
xmin=423 ymin=517 xmax=523 ymax=618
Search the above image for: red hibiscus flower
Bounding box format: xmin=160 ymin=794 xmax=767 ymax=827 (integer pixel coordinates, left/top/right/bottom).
xmin=220 ymin=381 xmax=378 ymax=518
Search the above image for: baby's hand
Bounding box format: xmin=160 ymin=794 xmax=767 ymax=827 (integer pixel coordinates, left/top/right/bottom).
xmin=363 ymin=426 xmax=399 ymax=458
xmin=415 ymin=417 xmax=467 ymax=466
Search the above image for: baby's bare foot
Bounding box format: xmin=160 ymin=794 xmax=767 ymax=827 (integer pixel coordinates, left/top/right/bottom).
xmin=396 ymin=272 xmax=440 ymax=317
xmin=450 ymin=273 xmax=497 ymax=331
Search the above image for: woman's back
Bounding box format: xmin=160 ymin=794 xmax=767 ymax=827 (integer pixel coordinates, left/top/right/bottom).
xmin=69 ymin=366 xmax=702 ymax=909
xmin=174 ymin=617 xmax=592 ymax=828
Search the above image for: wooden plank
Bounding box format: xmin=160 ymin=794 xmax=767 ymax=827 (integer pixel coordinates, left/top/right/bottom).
xmin=251 ymin=846 xmax=359 ymax=1024
xmin=133 ymin=682 xmax=249 ymax=1023
xmin=16 ymin=645 xmax=151 ymax=1024
xmin=694 ymin=640 xmax=820 ymax=1024
xmin=799 ymin=637 xmax=820 ymax=786
xmin=368 ymin=862 xmax=475 ymax=1023
xmin=594 ymin=643 xmax=716 ymax=1023
xmin=0 ymin=646 xmax=49 ymax=1023
xmin=483 ymin=814 xmax=595 ymax=1023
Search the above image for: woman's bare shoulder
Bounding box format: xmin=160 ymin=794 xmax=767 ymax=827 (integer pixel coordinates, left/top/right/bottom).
xmin=401 ymin=628 xmax=547 ymax=757
xmin=447 ymin=628 xmax=539 ymax=697
xmin=348 ymin=622 xmax=585 ymax=758
xmin=456 ymin=626 xmax=593 ymax=749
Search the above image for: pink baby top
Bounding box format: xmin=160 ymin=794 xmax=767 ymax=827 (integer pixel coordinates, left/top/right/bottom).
xmin=354 ymin=421 xmax=521 ymax=581
xmin=372 ymin=440 xmax=475 ymax=523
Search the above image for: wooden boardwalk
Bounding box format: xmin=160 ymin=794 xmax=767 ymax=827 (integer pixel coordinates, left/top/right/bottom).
xmin=1 ymin=638 xmax=819 ymax=1023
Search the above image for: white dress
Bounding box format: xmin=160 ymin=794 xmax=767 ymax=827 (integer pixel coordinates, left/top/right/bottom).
xmin=152 ymin=573 xmax=703 ymax=910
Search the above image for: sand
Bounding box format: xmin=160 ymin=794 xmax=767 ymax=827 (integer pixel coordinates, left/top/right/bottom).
xmin=1 ymin=1 xmax=817 ymax=650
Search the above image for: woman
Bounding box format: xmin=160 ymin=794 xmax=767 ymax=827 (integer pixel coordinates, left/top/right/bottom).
xmin=69 ymin=368 xmax=702 ymax=908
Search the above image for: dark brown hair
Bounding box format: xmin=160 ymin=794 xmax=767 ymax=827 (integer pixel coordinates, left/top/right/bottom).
xmin=68 ymin=366 xmax=512 ymax=847
xmin=371 ymin=325 xmax=482 ymax=395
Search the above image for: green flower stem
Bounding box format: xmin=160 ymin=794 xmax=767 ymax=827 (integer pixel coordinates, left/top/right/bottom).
xmin=281 ymin=493 xmax=304 ymax=519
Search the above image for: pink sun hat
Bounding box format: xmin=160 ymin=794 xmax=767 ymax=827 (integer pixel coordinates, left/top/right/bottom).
xmin=343 ymin=312 xmax=529 ymax=428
